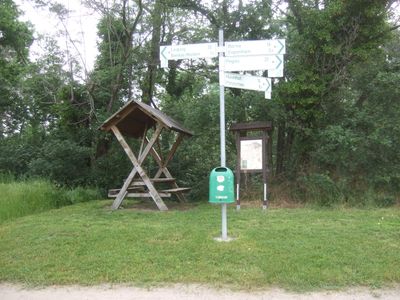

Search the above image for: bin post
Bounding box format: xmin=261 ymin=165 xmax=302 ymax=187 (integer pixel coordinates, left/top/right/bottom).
xmin=209 ymin=167 xmax=234 ymax=241
xmin=222 ymin=203 xmax=227 ymax=240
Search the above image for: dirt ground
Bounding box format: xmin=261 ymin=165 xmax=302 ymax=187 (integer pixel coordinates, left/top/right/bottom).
xmin=1 ymin=284 xmax=400 ymax=300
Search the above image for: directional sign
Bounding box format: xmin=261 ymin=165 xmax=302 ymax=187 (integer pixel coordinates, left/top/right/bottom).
xmin=223 ymin=55 xmax=283 ymax=72
xmin=268 ymin=65 xmax=284 ymax=77
xmin=160 ymin=43 xmax=218 ymax=68
xmin=225 ymin=39 xmax=285 ymax=57
xmin=222 ymin=72 xmax=271 ymax=98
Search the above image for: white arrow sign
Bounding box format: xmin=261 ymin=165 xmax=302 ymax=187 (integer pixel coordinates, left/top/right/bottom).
xmin=160 ymin=43 xmax=218 ymax=68
xmin=268 ymin=65 xmax=284 ymax=77
xmin=222 ymin=72 xmax=271 ymax=98
xmin=225 ymin=39 xmax=286 ymax=57
xmin=223 ymin=55 xmax=283 ymax=72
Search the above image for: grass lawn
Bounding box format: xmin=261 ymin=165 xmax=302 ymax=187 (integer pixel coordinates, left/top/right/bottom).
xmin=0 ymin=200 xmax=399 ymax=291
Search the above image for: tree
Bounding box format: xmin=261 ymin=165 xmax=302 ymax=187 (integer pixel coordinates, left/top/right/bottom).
xmin=273 ymin=0 xmax=393 ymax=176
xmin=0 ymin=0 xmax=33 ymax=136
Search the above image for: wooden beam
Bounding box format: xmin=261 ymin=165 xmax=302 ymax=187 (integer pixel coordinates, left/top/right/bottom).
xmin=128 ymin=178 xmax=176 ymax=186
xmin=111 ymin=169 xmax=134 ymax=210
xmin=110 ymin=124 xmax=163 ymax=210
xmin=163 ymin=133 xmax=183 ymax=168
xmin=150 ymin=146 xmax=187 ymax=203
xmin=230 ymin=121 xmax=272 ymax=132
xmin=111 ymin=125 xmax=168 ymax=211
xmin=139 ymin=123 xmax=163 ymax=163
xmin=109 ymin=192 xmax=172 ymax=198
xmin=101 ymin=106 xmax=135 ymax=132
xmin=160 ymin=187 xmax=191 ymax=193
xmin=138 ymin=123 xmax=148 ymax=158
xmin=235 ymin=131 xmax=241 ymax=209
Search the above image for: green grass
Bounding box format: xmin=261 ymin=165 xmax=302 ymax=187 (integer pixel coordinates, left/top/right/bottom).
xmin=0 ymin=180 xmax=101 ymax=224
xmin=0 ymin=200 xmax=399 ymax=291
xmin=0 ymin=180 xmax=60 ymax=223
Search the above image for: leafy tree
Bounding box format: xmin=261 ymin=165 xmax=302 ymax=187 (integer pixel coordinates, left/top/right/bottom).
xmin=273 ymin=0 xmax=393 ymax=176
xmin=0 ymin=0 xmax=33 ymax=136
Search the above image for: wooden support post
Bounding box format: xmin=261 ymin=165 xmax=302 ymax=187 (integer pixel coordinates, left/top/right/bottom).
xmin=138 ymin=124 xmax=148 ymax=158
xmin=111 ymin=124 xmax=168 ymax=211
xmin=262 ymin=130 xmax=268 ymax=210
xmin=149 ymin=136 xmax=187 ymax=203
xmin=112 ymin=170 xmax=134 ymax=210
xmin=235 ymin=131 xmax=241 ymax=210
xmin=164 ymin=133 xmax=183 ymax=168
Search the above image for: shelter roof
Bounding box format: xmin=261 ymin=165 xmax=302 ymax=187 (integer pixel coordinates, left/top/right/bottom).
xmin=100 ymin=100 xmax=193 ymax=138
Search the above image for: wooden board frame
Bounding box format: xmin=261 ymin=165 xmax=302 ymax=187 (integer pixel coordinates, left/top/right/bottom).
xmin=230 ymin=122 xmax=271 ymax=210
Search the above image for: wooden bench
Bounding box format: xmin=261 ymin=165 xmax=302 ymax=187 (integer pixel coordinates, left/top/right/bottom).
xmin=108 ymin=183 xmax=190 ymax=198
xmin=160 ymin=187 xmax=191 ymax=193
xmin=128 ymin=177 xmax=176 ymax=186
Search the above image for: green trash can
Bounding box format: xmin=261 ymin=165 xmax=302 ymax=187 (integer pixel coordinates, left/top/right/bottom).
xmin=209 ymin=167 xmax=235 ymax=203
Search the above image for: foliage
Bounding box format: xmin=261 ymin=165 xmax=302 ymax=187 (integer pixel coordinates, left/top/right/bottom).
xmin=62 ymin=186 xmax=102 ymax=205
xmin=0 ymin=0 xmax=399 ymax=206
xmin=0 ymin=201 xmax=399 ymax=290
xmin=0 ymin=0 xmax=33 ymax=136
xmin=297 ymin=173 xmax=344 ymax=207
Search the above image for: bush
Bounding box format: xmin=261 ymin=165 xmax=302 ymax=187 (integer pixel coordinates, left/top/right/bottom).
xmin=63 ymin=187 xmax=102 ymax=205
xmin=298 ymin=173 xmax=344 ymax=207
xmin=28 ymin=139 xmax=91 ymax=186
xmin=0 ymin=172 xmax=15 ymax=183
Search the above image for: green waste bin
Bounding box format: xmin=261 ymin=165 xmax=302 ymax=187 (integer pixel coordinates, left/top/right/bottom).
xmin=209 ymin=167 xmax=235 ymax=204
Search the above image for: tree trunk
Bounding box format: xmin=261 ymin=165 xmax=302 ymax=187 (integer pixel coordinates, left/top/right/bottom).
xmin=142 ymin=0 xmax=162 ymax=106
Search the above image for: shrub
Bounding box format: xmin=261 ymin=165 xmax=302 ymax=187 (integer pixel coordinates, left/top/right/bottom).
xmin=298 ymin=173 xmax=344 ymax=207
xmin=63 ymin=187 xmax=102 ymax=205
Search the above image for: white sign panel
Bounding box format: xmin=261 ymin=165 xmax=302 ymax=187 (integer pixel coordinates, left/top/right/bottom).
xmin=223 ymin=55 xmax=283 ymax=72
xmin=225 ymin=39 xmax=286 ymax=57
xmin=240 ymin=139 xmax=263 ymax=170
xmin=268 ymin=66 xmax=284 ymax=78
xmin=223 ymin=72 xmax=271 ymax=98
xmin=160 ymin=43 xmax=218 ymax=68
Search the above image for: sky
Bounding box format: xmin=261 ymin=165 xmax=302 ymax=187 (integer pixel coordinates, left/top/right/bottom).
xmin=14 ymin=0 xmax=400 ymax=76
xmin=15 ymin=0 xmax=100 ymax=73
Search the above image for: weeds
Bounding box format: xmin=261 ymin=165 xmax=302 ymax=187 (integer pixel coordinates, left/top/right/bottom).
xmin=0 ymin=178 xmax=101 ymax=223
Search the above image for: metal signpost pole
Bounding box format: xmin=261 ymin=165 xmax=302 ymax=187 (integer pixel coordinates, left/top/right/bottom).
xmin=219 ymin=28 xmax=228 ymax=241
xmin=160 ymin=35 xmax=286 ymax=239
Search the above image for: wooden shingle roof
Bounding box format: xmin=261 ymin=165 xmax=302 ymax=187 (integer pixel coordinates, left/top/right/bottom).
xmin=100 ymin=100 xmax=193 ymax=138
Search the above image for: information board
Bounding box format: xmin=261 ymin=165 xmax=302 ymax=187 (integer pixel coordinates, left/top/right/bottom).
xmin=240 ymin=139 xmax=263 ymax=170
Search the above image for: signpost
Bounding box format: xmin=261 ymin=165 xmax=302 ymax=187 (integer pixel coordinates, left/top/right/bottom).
xmin=160 ymin=43 xmax=218 ymax=68
xmin=268 ymin=66 xmax=284 ymax=78
xmin=222 ymin=72 xmax=271 ymax=99
xmin=223 ymin=55 xmax=283 ymax=72
xmin=160 ymin=31 xmax=286 ymax=241
xmin=218 ymin=29 xmax=229 ymax=241
xmin=225 ymin=39 xmax=286 ymax=57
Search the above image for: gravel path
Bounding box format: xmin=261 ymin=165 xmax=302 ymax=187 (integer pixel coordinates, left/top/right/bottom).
xmin=1 ymin=284 xmax=400 ymax=300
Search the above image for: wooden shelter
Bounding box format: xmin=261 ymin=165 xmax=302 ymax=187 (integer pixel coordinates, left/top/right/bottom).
xmin=100 ymin=100 xmax=193 ymax=211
